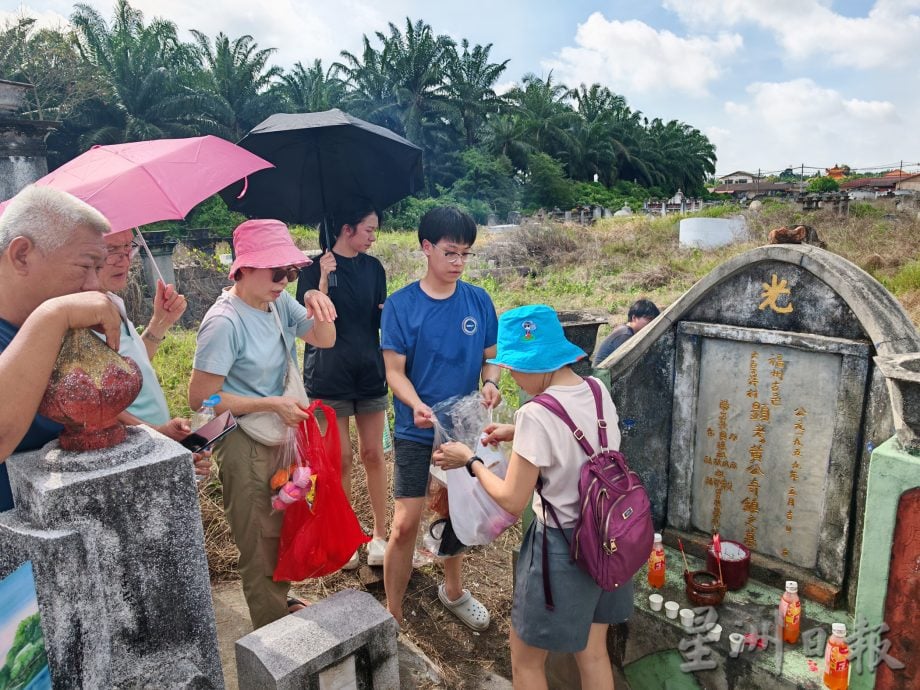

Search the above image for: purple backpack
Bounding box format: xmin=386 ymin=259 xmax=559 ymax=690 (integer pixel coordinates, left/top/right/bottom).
xmin=531 ymin=377 xmax=654 ymax=608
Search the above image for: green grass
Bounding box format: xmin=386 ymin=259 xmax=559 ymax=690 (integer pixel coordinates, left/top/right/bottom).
xmin=883 ymin=259 xmax=920 ymax=294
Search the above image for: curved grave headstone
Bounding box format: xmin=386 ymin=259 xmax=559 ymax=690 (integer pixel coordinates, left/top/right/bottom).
xmin=597 ymin=244 xmax=920 ymax=609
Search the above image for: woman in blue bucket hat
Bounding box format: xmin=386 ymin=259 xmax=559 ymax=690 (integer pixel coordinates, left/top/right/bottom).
xmin=434 ymin=304 xmax=632 ymax=690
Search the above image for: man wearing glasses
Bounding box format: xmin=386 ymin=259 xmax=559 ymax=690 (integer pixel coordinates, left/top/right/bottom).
xmin=381 ymin=206 xmax=501 ymax=631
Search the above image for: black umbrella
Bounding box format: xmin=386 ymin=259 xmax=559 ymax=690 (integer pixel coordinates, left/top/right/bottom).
xmin=221 ymin=108 xmax=423 ymax=254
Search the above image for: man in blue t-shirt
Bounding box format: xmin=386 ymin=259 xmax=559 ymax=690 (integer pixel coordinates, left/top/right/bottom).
xmin=381 ymin=207 xmax=501 ymax=630
xmin=0 ymin=186 xmax=120 ymax=512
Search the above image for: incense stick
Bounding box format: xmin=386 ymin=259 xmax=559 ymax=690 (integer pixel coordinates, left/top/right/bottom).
xmin=677 ymin=538 xmax=690 ymax=574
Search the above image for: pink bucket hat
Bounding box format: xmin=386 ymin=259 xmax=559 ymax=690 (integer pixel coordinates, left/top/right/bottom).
xmin=228 ymin=219 xmax=312 ymax=280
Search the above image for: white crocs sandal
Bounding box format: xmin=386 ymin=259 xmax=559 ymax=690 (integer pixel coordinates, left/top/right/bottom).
xmin=438 ymin=584 xmax=490 ymax=631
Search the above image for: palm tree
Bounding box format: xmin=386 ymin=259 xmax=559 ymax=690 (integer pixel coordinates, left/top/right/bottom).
xmin=276 ymin=59 xmax=344 ymax=113
xmin=480 ymin=113 xmax=531 ymax=171
xmin=335 ymin=35 xmax=401 ymax=133
xmin=643 ymin=118 xmax=716 ymax=194
xmin=569 ymin=83 xmax=651 ymax=186
xmin=70 ymin=0 xmax=221 ymax=145
xmin=444 ymin=39 xmax=509 ymax=147
xmin=376 ymin=18 xmax=455 ymax=146
xmin=503 ymin=72 xmax=576 ymax=162
xmin=190 ymin=30 xmax=282 ymax=139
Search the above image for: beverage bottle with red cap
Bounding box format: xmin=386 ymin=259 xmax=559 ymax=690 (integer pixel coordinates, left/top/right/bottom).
xmin=823 ymin=623 xmax=849 ymax=690
xmin=647 ymin=532 xmax=665 ymax=588
xmin=779 ymin=580 xmax=801 ymax=644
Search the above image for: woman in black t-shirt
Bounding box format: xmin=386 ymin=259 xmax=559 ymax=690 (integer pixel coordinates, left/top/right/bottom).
xmin=296 ymin=204 xmax=389 ymax=570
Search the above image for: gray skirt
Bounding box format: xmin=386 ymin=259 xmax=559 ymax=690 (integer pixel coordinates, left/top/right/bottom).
xmin=512 ymin=519 xmax=634 ymax=653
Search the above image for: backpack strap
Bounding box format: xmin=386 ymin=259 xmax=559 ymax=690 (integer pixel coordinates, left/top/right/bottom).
xmin=530 ymin=392 xmax=596 ymax=458
xmin=584 ymin=377 xmax=610 ymax=451
xmin=534 ymin=477 xmax=568 ymax=611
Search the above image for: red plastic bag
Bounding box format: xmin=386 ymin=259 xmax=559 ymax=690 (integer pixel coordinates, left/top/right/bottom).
xmin=274 ymin=401 xmax=370 ymax=580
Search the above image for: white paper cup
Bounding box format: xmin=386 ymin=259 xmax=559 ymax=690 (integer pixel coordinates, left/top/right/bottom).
xmin=729 ymin=632 xmax=745 ymax=654
xmin=706 ymin=624 xmax=722 ymax=642
xmin=648 ymin=593 xmax=664 ymax=611
xmin=679 ymin=608 xmax=695 ymax=630
xmin=664 ymin=601 xmax=680 ymax=619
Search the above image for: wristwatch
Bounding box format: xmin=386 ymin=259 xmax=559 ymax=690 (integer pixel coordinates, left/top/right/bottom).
xmin=482 ymin=379 xmax=499 ymax=390
xmin=465 ymin=455 xmax=484 ymax=477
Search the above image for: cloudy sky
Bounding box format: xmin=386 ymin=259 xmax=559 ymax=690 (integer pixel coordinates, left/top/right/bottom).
xmin=4 ymin=0 xmax=918 ymax=176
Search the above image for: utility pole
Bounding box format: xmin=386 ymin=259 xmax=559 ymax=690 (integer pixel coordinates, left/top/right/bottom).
xmin=800 ymin=164 xmax=805 ymax=193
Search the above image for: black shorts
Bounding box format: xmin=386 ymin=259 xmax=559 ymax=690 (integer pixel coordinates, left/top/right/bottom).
xmin=393 ymin=438 xmax=434 ymax=499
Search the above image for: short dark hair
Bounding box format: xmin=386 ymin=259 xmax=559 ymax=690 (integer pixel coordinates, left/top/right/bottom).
xmin=320 ymin=201 xmax=382 ymax=251
xmin=418 ymin=206 xmax=477 ymax=247
xmin=628 ymin=299 xmax=660 ymax=321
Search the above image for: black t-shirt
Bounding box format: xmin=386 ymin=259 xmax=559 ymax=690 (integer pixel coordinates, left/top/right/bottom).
xmin=296 ymin=252 xmax=388 ymax=400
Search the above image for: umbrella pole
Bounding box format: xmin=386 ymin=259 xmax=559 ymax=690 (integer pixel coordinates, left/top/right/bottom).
xmin=133 ymin=228 xmax=166 ymax=286
xmin=324 ymin=217 xmax=337 ymax=288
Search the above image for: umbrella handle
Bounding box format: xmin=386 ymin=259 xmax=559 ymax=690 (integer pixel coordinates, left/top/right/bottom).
xmin=236 ymin=176 xmax=249 ymax=200
xmin=133 ymin=229 xmax=166 ymax=286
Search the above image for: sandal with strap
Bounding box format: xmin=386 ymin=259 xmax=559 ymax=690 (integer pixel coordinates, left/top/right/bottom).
xmin=438 ymin=584 xmax=490 ymax=631
xmin=287 ymin=597 xmax=308 ymax=613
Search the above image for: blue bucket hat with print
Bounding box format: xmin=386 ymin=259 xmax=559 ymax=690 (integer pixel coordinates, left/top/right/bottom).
xmin=487 ymin=304 xmax=586 ymax=373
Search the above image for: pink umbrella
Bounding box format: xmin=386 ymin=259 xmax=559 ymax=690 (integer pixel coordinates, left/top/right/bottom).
xmin=0 ymin=135 xmax=273 ymax=281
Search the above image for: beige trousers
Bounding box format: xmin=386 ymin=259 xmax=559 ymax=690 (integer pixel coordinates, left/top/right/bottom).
xmin=215 ymin=427 xmax=291 ymax=629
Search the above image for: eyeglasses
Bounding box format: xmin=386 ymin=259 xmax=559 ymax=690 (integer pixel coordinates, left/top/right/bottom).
xmin=431 ymin=243 xmax=476 ymax=264
xmin=104 ymin=240 xmax=141 ymax=265
xmin=271 ymin=266 xmax=300 ymax=283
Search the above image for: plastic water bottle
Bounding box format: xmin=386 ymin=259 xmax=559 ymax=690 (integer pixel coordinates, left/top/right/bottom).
xmin=780 ymin=580 xmax=801 ymax=644
xmin=823 ymin=623 xmax=849 ymax=690
xmin=191 ymin=394 xmax=220 ymax=431
xmin=647 ymin=532 xmax=665 ymax=588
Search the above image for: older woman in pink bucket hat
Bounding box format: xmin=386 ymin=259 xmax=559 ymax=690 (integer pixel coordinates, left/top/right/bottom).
xmin=189 ymin=219 xmax=336 ymax=629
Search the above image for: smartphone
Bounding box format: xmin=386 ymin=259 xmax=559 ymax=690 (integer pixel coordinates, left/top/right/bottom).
xmin=180 ymin=410 xmax=237 ymax=453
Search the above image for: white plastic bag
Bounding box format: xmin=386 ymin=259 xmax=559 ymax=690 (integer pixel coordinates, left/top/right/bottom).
xmin=445 ymin=438 xmax=517 ymax=545
xmin=432 ymin=393 xmax=517 ymax=547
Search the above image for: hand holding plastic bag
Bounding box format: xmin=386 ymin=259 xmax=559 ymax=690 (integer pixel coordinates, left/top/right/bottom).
xmin=431 ymin=393 xmax=517 ymax=547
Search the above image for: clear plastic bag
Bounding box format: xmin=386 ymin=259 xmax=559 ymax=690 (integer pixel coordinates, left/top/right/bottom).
xmin=431 ymin=393 xmax=517 ymax=547
xmin=268 ymin=427 xmax=307 ymax=512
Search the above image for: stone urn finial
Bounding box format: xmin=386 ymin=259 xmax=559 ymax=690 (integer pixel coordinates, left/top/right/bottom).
xmin=875 ymin=353 xmax=920 ymax=455
xmin=38 ymin=328 xmax=142 ymax=451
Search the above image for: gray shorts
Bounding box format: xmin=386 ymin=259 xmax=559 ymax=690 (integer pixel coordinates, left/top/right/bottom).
xmin=393 ymin=438 xmax=434 ymax=499
xmin=320 ymin=395 xmax=388 ymax=418
xmin=512 ymin=520 xmax=634 ymax=652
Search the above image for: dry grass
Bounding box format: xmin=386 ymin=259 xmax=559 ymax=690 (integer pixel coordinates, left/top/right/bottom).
xmin=200 ymin=434 xmax=519 ymax=686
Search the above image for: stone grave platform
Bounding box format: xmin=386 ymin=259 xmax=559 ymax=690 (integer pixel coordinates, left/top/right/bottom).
xmin=624 ymin=545 xmax=848 ymax=690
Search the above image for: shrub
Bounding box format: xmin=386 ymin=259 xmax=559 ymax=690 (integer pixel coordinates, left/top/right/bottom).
xmin=806 ymin=176 xmax=840 ymax=193
xmin=522 ymin=152 xmax=575 ymax=211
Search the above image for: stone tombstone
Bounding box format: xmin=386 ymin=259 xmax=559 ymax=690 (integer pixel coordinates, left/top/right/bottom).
xmin=236 ymin=589 xmax=398 ymax=689
xmin=0 ymin=79 xmax=59 ymax=201
xmin=597 ymin=244 xmax=920 ymax=608
xmin=0 ymin=427 xmax=223 ymax=688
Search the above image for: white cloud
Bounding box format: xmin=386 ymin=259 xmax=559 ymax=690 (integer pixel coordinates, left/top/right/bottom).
xmin=663 ymin=0 xmax=920 ymax=69
xmin=543 ymin=12 xmax=742 ymax=97
xmin=0 ymin=6 xmax=70 ymax=31
xmin=7 ymin=1 xmax=401 ymax=70
xmin=714 ymin=78 xmax=904 ymax=172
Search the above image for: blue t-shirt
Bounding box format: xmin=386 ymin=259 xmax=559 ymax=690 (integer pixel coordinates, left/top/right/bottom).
xmin=381 ymin=281 xmax=497 ymax=444
xmin=0 ymin=318 xmax=64 ymax=512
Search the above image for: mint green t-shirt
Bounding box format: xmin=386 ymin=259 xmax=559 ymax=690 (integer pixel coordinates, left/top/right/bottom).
xmin=193 ymin=289 xmax=313 ymax=399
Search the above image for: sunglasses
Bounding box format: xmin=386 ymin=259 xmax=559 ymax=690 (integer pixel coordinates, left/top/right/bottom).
xmin=271 ymin=266 xmax=300 ymax=283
